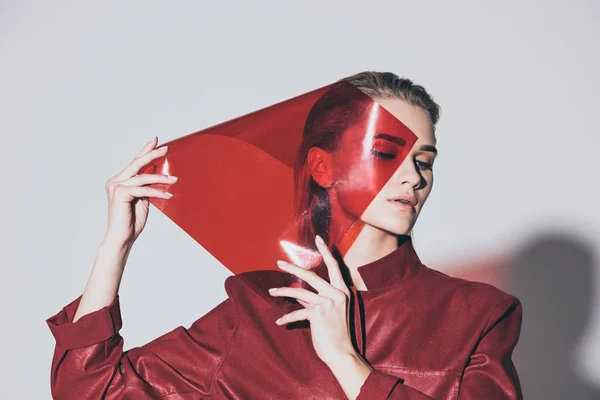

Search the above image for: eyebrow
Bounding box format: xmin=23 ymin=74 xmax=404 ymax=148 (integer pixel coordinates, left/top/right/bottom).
xmin=374 ymin=133 xmax=406 ymax=146
xmin=419 ymin=144 xmax=438 ymax=156
xmin=375 ymin=134 xmax=438 ymax=156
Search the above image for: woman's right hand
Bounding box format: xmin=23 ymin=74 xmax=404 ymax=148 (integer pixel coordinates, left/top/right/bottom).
xmin=102 ymin=137 xmax=178 ymax=249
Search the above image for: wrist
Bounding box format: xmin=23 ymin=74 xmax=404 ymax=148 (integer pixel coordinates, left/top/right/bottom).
xmin=100 ymin=234 xmax=132 ymax=251
xmin=325 ymin=351 xmax=372 ymax=400
xmin=97 ymin=241 xmax=132 ymax=263
xmin=325 ymin=350 xmax=371 ymax=373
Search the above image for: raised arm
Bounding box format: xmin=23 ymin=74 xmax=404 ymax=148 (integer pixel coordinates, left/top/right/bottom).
xmin=46 ymin=137 xmax=212 ymax=399
xmin=71 ymin=136 xmax=174 ymax=323
xmin=46 ymin=276 xmax=238 ymax=399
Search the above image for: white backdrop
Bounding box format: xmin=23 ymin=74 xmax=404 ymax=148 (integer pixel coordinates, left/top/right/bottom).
xmin=2 ymin=1 xmax=599 ymax=398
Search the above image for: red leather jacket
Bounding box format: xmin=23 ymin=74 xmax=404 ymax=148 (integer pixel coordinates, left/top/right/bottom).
xmin=46 ymin=238 xmax=523 ymax=399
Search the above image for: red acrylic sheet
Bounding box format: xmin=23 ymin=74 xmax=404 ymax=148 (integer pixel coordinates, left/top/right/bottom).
xmin=139 ymin=80 xmax=417 ymax=278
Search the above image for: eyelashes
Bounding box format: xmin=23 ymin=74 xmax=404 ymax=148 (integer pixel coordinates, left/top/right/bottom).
xmin=370 ymin=149 xmax=396 ymax=160
xmin=370 ymin=149 xmax=434 ymax=170
xmin=415 ymin=160 xmax=433 ymax=170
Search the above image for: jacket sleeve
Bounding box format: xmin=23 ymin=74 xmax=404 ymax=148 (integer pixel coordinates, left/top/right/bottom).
xmin=457 ymin=298 xmax=523 ymax=399
xmin=356 ymin=369 xmax=435 ymax=399
xmin=357 ymin=298 xmax=523 ymax=400
xmin=45 ymin=276 xmax=238 ymax=399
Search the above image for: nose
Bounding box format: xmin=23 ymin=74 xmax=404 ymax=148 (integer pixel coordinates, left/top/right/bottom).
xmin=394 ymin=158 xmax=421 ymax=188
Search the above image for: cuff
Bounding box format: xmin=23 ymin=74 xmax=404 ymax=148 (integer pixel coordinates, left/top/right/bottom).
xmin=46 ymin=294 xmax=122 ymax=350
xmin=357 ymin=369 xmax=402 ymax=399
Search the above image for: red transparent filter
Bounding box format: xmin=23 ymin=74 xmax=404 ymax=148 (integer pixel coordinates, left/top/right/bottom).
xmin=140 ymin=80 xmax=417 ymax=278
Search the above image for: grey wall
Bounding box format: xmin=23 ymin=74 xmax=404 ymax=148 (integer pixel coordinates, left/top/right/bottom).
xmin=2 ymin=1 xmax=599 ymax=398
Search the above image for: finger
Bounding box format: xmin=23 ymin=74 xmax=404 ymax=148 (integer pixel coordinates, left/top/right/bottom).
xmin=134 ymin=137 xmax=158 ymax=158
xmin=118 ymin=173 xmax=178 ymax=187
xmin=315 ymin=235 xmax=346 ymax=291
xmin=117 ymin=146 xmax=169 ymax=181
xmin=268 ymin=287 xmax=326 ymax=305
xmin=276 ymin=308 xmax=311 ymax=326
xmin=112 ymin=185 xmax=173 ymax=201
xmin=297 ymin=299 xmax=310 ymax=308
xmin=276 ymin=260 xmax=332 ymax=294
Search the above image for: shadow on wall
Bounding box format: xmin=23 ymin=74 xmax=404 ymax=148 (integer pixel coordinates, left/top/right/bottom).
xmin=447 ymin=231 xmax=599 ymax=399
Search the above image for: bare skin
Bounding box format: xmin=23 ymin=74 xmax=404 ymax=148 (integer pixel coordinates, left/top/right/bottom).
xmin=328 ymin=98 xmax=437 ymax=290
xmin=72 ymin=137 xmax=177 ymax=322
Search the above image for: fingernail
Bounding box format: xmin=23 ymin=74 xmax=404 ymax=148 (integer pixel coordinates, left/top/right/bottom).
xmin=164 ymin=191 xmax=173 ymax=197
xmin=315 ymin=235 xmax=325 ymax=245
xmin=166 ymin=175 xmax=178 ymax=182
xmin=275 ymin=318 xmax=282 ymax=324
xmin=159 ymin=146 xmax=168 ymax=151
xmin=276 ymin=260 xmax=287 ymax=268
xmin=147 ymin=137 xmax=157 ymax=145
xmin=268 ymin=288 xmax=278 ymax=293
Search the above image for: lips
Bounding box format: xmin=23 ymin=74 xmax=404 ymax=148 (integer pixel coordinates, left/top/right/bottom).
xmin=389 ymin=194 xmax=417 ymax=207
xmin=387 ymin=193 xmax=417 ymax=214
xmin=388 ymin=198 xmax=416 ymax=213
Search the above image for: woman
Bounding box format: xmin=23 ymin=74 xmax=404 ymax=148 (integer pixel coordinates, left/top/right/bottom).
xmin=46 ymin=72 xmax=523 ymax=399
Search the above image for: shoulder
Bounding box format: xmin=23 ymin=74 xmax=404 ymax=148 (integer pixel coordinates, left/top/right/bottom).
xmin=418 ymin=264 xmax=521 ymax=319
xmin=224 ymin=270 xmax=291 ymax=311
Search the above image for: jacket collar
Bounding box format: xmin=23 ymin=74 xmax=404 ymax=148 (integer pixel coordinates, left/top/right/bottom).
xmin=313 ymin=235 xmax=423 ymax=292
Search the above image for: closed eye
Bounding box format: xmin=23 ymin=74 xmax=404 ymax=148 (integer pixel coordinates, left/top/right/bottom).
xmin=371 ymin=150 xmax=396 ymax=160
xmin=416 ymin=160 xmax=433 ymax=170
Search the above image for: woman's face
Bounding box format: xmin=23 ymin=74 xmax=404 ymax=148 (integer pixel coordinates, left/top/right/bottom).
xmin=329 ymin=98 xmax=437 ymax=236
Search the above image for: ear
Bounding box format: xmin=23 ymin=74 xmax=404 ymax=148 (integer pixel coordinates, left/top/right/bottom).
xmin=307 ymin=147 xmax=334 ymax=188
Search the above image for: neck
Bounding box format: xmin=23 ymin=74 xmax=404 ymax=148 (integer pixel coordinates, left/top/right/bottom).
xmin=341 ymin=225 xmax=399 ymax=290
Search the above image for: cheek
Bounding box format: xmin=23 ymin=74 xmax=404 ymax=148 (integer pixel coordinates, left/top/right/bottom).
xmin=333 ymin=159 xmax=376 ymax=217
xmin=333 ymin=158 xmax=403 ymax=218
xmin=420 ymin=173 xmax=434 ymax=198
xmin=414 ymin=175 xmax=434 ymax=213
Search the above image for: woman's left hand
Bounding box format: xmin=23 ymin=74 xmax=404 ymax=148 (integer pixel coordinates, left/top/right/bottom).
xmin=268 ymin=235 xmax=357 ymax=367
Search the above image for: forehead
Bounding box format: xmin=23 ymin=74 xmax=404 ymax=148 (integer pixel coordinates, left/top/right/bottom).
xmin=375 ymin=98 xmax=436 ymax=145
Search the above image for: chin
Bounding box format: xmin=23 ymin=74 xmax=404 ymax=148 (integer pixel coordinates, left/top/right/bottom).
xmin=363 ymin=218 xmax=414 ymax=237
xmin=387 ymin=227 xmax=412 ymax=236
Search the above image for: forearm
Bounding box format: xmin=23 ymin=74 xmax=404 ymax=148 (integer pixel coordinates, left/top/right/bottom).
xmin=72 ymin=242 xmax=131 ymax=322
xmin=327 ymin=352 xmax=373 ymax=400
